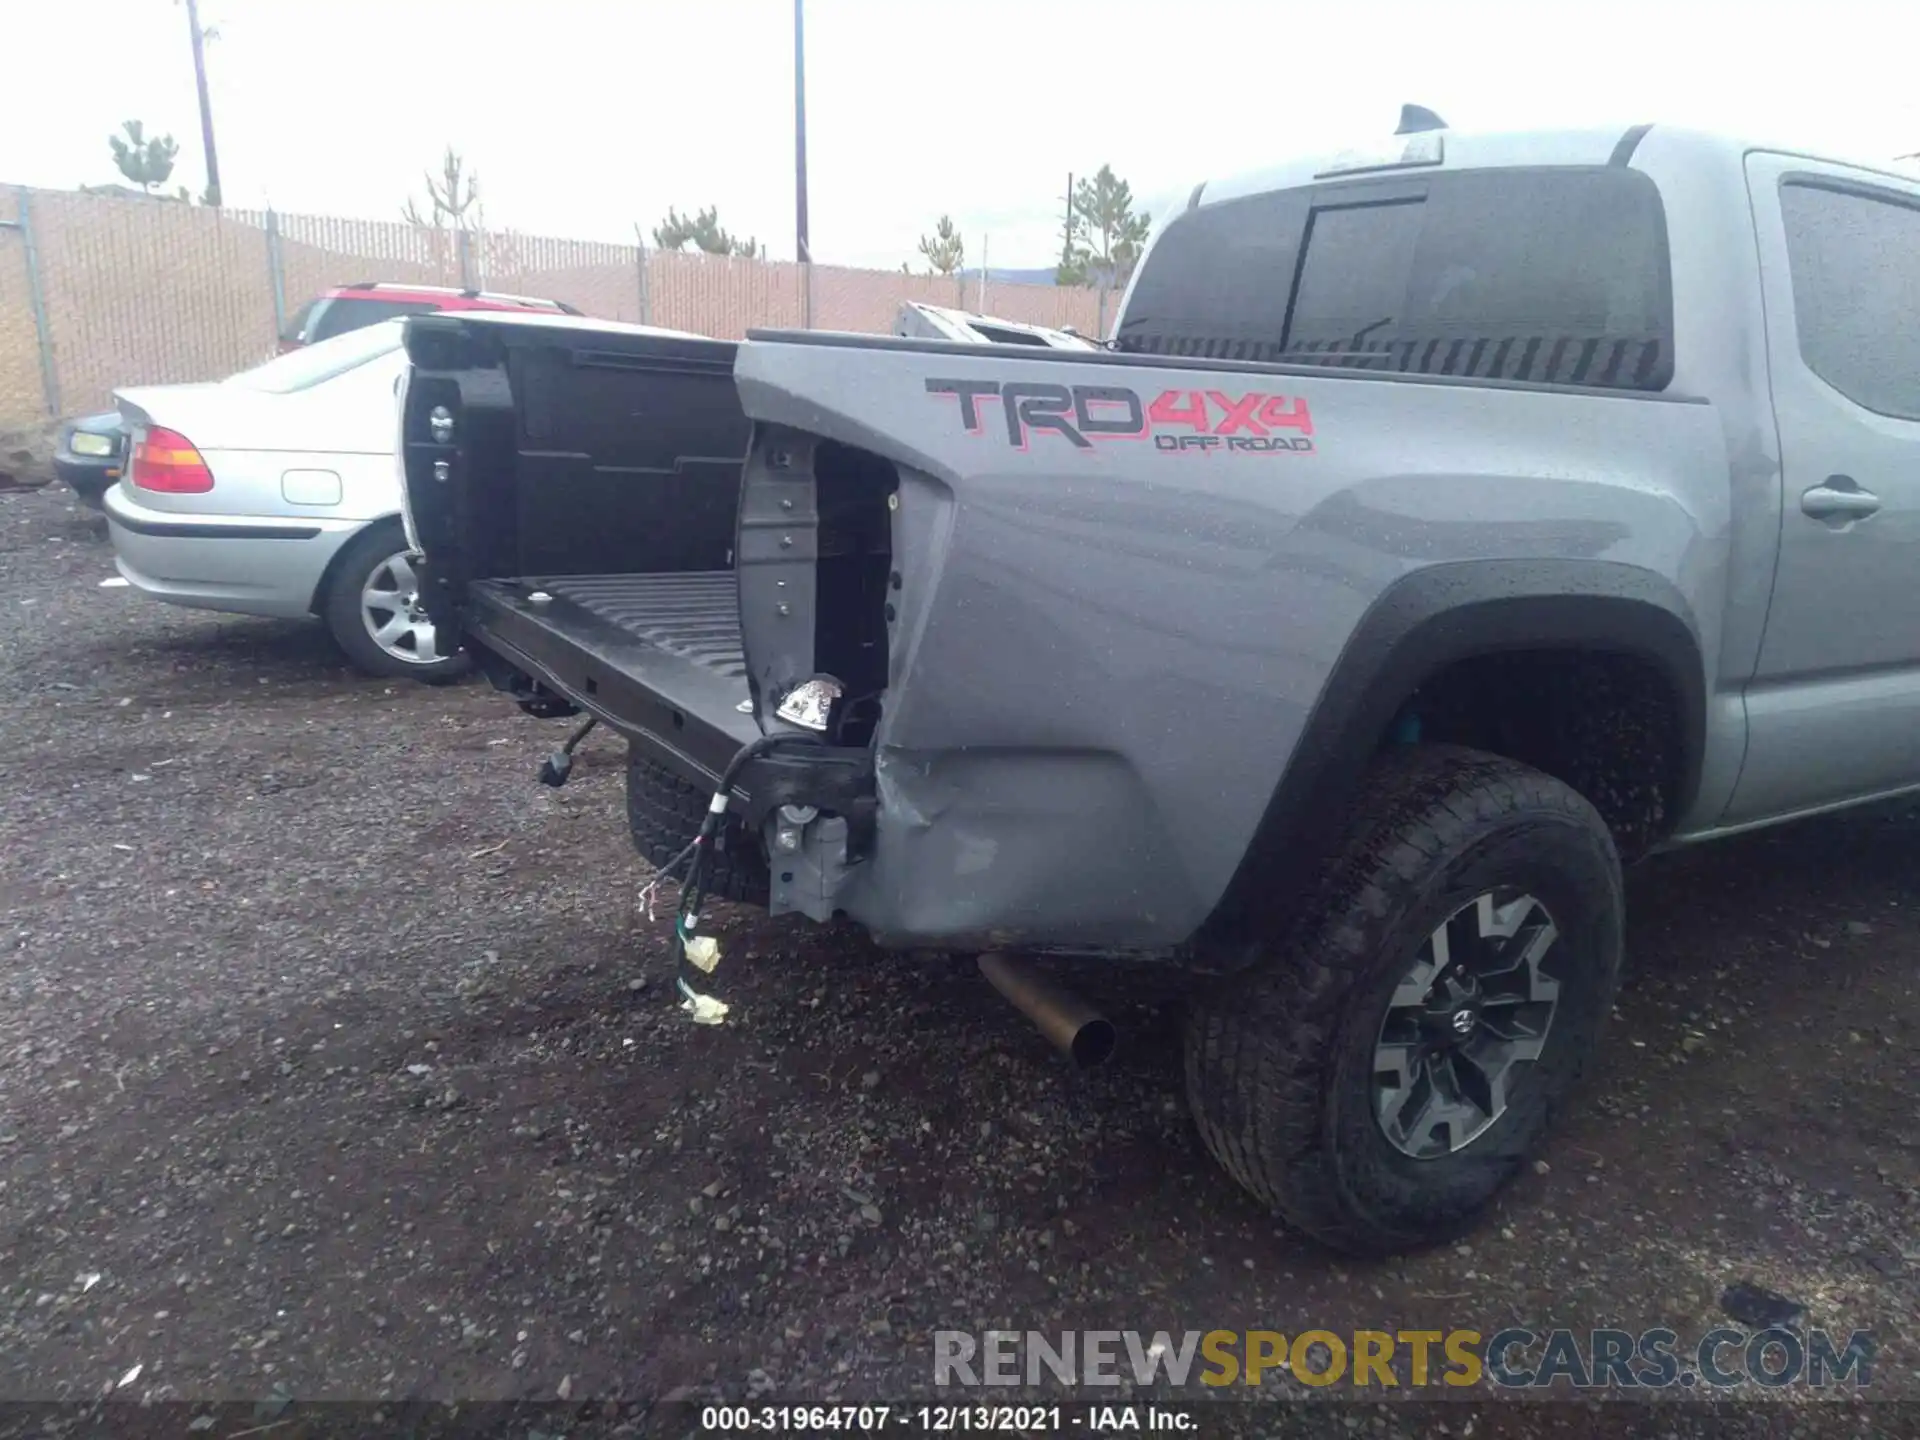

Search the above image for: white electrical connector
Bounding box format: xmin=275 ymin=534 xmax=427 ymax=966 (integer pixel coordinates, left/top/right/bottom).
xmin=681 ymin=990 xmax=730 ymax=1025
xmin=682 ymin=932 xmax=721 ymax=973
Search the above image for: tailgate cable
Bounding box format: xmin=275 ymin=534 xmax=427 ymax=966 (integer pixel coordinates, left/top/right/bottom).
xmin=537 ymin=716 xmax=599 ymax=788
xmin=667 ymin=731 xmax=823 ymax=1025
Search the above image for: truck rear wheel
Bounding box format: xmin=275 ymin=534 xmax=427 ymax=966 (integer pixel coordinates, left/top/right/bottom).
xmin=625 ymin=748 xmax=770 ymax=906
xmin=1184 ymin=745 xmax=1623 ymax=1255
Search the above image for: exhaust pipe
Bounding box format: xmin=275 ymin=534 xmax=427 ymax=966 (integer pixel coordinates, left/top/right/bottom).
xmin=977 ymin=952 xmax=1116 ymax=1069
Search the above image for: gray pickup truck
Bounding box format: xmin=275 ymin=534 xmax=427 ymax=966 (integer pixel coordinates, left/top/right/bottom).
xmin=399 ymin=117 xmax=1920 ymax=1254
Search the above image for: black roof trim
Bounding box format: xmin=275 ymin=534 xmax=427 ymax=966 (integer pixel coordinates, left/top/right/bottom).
xmin=1609 ymin=124 xmax=1654 ymax=167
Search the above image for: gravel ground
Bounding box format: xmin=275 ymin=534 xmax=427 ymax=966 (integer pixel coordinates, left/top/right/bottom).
xmin=0 ymin=483 xmax=1913 ymax=1434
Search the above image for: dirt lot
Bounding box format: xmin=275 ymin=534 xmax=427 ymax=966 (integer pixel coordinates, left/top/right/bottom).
xmin=0 ymin=482 xmax=1914 ymax=1434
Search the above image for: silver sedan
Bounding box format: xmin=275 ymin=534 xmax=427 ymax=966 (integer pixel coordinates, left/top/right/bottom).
xmin=103 ymin=321 xmax=463 ymax=680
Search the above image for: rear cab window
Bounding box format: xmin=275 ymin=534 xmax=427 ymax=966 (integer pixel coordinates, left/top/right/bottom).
xmin=1116 ymin=165 xmax=1674 ymax=392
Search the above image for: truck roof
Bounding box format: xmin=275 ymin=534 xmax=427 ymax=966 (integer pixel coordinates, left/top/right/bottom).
xmin=1197 ymin=122 xmax=1919 ymax=210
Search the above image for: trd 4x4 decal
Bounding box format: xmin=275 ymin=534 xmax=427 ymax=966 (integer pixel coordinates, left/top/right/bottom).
xmin=926 ymin=378 xmax=1315 ymax=454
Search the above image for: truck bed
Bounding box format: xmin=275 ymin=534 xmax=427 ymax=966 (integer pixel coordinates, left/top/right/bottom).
xmin=505 ymin=572 xmax=748 ymax=676
xmin=467 ymin=572 xmax=757 ymax=784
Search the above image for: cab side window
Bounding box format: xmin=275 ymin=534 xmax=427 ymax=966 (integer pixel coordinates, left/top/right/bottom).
xmin=1779 ymin=180 xmax=1920 ymax=421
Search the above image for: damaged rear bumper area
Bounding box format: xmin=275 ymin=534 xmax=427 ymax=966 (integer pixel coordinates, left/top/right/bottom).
xmin=732 ymin=412 xmax=1200 ymax=953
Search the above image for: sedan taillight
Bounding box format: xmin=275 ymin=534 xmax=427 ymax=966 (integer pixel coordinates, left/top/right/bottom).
xmin=131 ymin=426 xmax=214 ymax=493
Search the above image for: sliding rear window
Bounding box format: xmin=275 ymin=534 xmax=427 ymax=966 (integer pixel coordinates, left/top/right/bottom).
xmin=1116 ymin=165 xmax=1674 ymax=392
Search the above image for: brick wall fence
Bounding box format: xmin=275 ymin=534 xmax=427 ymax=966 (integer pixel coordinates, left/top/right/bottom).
xmin=0 ymin=185 xmax=1108 ymax=428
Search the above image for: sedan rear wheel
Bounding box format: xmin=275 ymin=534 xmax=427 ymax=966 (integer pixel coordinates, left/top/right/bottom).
xmin=361 ymin=550 xmax=443 ymax=666
xmin=322 ymin=521 xmax=470 ymax=682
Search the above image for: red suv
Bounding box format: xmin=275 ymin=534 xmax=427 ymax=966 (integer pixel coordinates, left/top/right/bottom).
xmin=279 ymin=282 xmax=584 ymax=351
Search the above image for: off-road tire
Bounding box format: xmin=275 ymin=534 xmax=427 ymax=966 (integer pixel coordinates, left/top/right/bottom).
xmin=1184 ymin=744 xmax=1623 ymax=1255
xmin=625 ymin=748 xmax=770 ymax=906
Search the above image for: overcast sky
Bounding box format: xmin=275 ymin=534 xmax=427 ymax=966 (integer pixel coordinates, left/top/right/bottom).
xmin=4 ymin=0 xmax=1918 ymax=272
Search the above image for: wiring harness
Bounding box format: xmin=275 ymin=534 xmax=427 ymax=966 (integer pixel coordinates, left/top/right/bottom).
xmin=647 ymin=732 xmax=822 ymax=1024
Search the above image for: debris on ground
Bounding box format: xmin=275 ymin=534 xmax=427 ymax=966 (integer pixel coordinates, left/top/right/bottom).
xmin=1719 ymin=1281 xmax=1807 ymax=1330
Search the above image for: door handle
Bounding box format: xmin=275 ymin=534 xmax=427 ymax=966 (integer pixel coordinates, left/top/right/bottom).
xmin=1800 ymin=477 xmax=1880 ymax=522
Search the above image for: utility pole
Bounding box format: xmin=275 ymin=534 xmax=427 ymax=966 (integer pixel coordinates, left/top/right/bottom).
xmin=1060 ymin=172 xmax=1074 ymax=277
xmin=794 ymin=0 xmax=812 ymax=325
xmin=185 ymin=0 xmax=222 ymax=206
